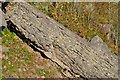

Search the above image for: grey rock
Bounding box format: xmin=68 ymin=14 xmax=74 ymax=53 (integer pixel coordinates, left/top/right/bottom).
xmin=0 ymin=9 xmax=7 ymax=37
xmin=0 ymin=9 xmax=7 ymax=27
xmin=90 ymin=35 xmax=111 ymax=53
xmin=5 ymin=2 xmax=118 ymax=79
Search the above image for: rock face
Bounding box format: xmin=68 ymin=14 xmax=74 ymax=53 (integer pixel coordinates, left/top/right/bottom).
xmin=0 ymin=7 xmax=7 ymax=37
xmin=0 ymin=9 xmax=7 ymax=27
xmin=4 ymin=2 xmax=118 ymax=79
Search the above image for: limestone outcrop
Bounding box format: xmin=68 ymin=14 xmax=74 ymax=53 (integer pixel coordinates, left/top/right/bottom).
xmin=3 ymin=2 xmax=118 ymax=79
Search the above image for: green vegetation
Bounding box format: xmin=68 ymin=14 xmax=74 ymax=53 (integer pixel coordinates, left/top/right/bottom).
xmin=35 ymin=68 xmax=49 ymax=77
xmin=30 ymin=2 xmax=118 ymax=54
xmin=0 ymin=73 xmax=5 ymax=80
xmin=2 ymin=27 xmax=61 ymax=78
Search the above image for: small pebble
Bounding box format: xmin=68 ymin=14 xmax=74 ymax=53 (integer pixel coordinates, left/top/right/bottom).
xmin=41 ymin=76 xmax=45 ymax=78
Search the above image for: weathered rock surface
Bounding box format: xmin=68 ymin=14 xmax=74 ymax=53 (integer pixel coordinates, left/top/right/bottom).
xmin=90 ymin=35 xmax=111 ymax=54
xmin=4 ymin=2 xmax=118 ymax=79
xmin=0 ymin=7 xmax=7 ymax=36
xmin=0 ymin=9 xmax=7 ymax=27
